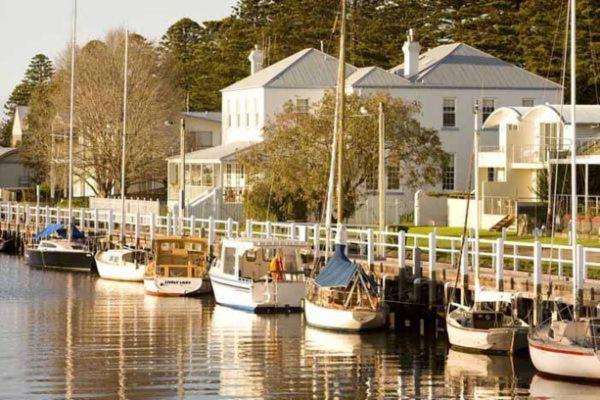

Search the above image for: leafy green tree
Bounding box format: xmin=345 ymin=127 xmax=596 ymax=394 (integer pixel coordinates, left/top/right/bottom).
xmin=240 ymin=92 xmax=446 ymax=221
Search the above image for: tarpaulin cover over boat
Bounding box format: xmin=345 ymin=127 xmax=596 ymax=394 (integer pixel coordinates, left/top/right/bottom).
xmin=33 ymin=223 xmax=84 ymax=240
xmin=314 ymin=245 xmax=358 ymax=288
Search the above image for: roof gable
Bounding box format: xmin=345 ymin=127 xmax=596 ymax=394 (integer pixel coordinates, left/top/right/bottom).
xmin=391 ymin=43 xmax=561 ymax=90
xmin=222 ymin=48 xmax=356 ymax=91
xmin=346 ymin=66 xmax=410 ymax=88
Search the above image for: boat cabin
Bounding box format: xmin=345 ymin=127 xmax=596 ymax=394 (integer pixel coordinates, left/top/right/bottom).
xmin=37 ymin=240 xmax=86 ymax=251
xmin=216 ymin=238 xmax=312 ymax=282
xmin=148 ymin=236 xmax=209 ymax=278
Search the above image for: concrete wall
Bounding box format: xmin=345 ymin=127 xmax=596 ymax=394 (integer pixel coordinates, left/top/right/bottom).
xmin=414 ymin=190 xmax=447 ymax=226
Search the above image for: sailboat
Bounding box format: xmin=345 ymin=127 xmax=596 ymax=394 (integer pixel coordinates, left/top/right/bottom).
xmin=25 ymin=0 xmax=95 ymax=272
xmin=445 ymin=101 xmax=528 ymax=353
xmin=527 ymin=0 xmax=600 ymax=380
xmin=303 ymin=0 xmax=387 ymax=331
xmin=95 ymin=29 xmax=149 ymax=282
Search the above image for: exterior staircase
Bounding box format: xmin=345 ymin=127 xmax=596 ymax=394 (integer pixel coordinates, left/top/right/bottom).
xmin=490 ymin=214 xmax=515 ymax=231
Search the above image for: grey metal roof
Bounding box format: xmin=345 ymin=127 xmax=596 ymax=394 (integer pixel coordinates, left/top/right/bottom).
xmin=182 ymin=111 xmax=222 ymax=123
xmin=168 ymin=141 xmax=257 ymax=163
xmin=346 ymin=66 xmax=410 ymax=88
xmin=222 ymin=48 xmax=357 ymax=91
xmin=390 ymin=43 xmax=562 ymax=90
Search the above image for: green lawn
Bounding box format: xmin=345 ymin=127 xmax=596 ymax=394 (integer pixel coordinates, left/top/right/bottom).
xmin=405 ymin=226 xmax=600 ymax=248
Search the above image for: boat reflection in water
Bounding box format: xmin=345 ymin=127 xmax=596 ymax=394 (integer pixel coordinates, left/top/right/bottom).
xmin=529 ymin=373 xmax=600 ymax=399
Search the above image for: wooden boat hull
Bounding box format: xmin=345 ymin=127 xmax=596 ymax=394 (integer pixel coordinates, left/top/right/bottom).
xmin=304 ymin=298 xmax=387 ymax=332
xmin=446 ymin=314 xmax=528 ymax=353
xmin=143 ymin=276 xmax=210 ymax=296
xmin=96 ymin=258 xmax=145 ymax=282
xmin=25 ymin=247 xmax=95 ymax=272
xmin=528 ymin=334 xmax=600 ymax=380
xmin=209 ymin=271 xmax=305 ymax=312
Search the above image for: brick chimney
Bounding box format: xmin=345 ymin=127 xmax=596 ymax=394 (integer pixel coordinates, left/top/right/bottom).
xmin=248 ymin=45 xmax=264 ymax=75
xmin=402 ymin=29 xmax=421 ymax=79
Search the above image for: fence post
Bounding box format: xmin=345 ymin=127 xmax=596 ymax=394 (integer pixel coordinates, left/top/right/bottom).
xmin=190 ymin=215 xmax=196 ymax=236
xmin=495 ymin=238 xmax=504 ymax=291
xmin=398 ymin=230 xmax=406 ymax=269
xmin=107 ymin=209 xmax=114 ymax=240
xmin=313 ymin=223 xmax=320 ymax=260
xmin=428 ymin=232 xmax=437 ymax=307
xmin=226 ymin=218 xmax=233 ymax=238
xmin=581 ymin=246 xmax=588 ymax=281
xmin=79 ymin=208 xmax=85 ymax=229
xmin=45 ymin=205 xmax=50 ymax=226
xmin=93 ymin=209 xmax=98 ymax=235
xmin=208 ymin=216 xmax=215 ymax=246
xmin=35 ymin=205 xmax=40 ymax=232
xmin=367 ymin=229 xmax=374 ymax=265
xmin=558 ymin=247 xmax=564 ymax=278
xmin=149 ymin=213 xmax=156 ymax=244
xmin=135 ymin=212 xmax=140 ymax=241
xmin=513 ymin=245 xmax=519 ymax=271
xmin=289 ymin=222 xmax=296 ymax=240
xmin=245 ymin=219 xmax=253 ymax=238
xmin=266 ymin=221 xmax=272 ymax=239
xmin=533 ymin=241 xmax=542 ymax=326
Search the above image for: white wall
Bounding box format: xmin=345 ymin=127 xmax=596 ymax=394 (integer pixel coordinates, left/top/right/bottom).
xmin=221 ymin=87 xmax=264 ymax=144
xmin=414 ymin=190 xmax=447 ymax=226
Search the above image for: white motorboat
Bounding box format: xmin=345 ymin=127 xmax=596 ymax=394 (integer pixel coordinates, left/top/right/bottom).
xmin=95 ymin=248 xmax=148 ymax=282
xmin=528 ymin=301 xmax=600 ymax=380
xmin=209 ymin=238 xmax=312 ymax=312
xmin=446 ymin=290 xmax=529 ymax=354
xmin=144 ymin=236 xmax=211 ymax=296
xmin=304 ymin=228 xmax=388 ymax=332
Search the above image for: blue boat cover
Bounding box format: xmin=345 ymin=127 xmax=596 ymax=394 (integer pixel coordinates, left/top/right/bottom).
xmin=314 ymin=245 xmax=358 ymax=288
xmin=33 ymin=223 xmax=84 ymax=240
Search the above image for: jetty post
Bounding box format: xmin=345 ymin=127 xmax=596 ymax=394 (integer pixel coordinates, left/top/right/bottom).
xmin=495 ymin=238 xmax=504 ymax=291
xmin=533 ymin=240 xmax=542 ymax=326
xmin=398 ymin=230 xmax=406 ymax=269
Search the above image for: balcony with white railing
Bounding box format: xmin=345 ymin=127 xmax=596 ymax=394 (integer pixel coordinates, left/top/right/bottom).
xmin=478 ymin=145 xmax=505 ymax=168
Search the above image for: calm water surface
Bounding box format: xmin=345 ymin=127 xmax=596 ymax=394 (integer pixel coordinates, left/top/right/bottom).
xmin=1 ymin=254 xmax=599 ymax=399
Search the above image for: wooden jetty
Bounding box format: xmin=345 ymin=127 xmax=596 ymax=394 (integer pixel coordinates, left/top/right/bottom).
xmin=1 ymin=201 xmax=599 ymax=332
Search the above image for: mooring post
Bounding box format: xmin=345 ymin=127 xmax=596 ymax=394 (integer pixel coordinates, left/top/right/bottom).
xmin=495 ymin=237 xmax=504 ymax=291
xmin=574 ymin=244 xmax=584 ymax=317
xmin=398 ymin=230 xmax=406 ymax=269
xmin=265 ymin=221 xmax=272 ymax=239
xmin=289 ymin=222 xmax=296 ymax=240
xmin=313 ymin=223 xmax=320 ymax=260
xmin=245 ymin=219 xmax=253 ymax=238
xmin=533 ymin=240 xmax=542 ymax=326
xmin=208 ymin=216 xmax=215 ymax=246
xmin=460 ymin=240 xmax=469 ymax=305
xmin=367 ymin=228 xmax=374 ymax=265
xmin=226 ymin=218 xmax=233 ymax=239
xmin=428 ymin=232 xmax=436 ymax=307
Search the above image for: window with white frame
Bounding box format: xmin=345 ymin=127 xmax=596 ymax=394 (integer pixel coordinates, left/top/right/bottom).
xmin=443 ymin=98 xmax=456 ymax=127
xmin=442 ymin=154 xmax=455 ymax=190
xmin=522 ymin=98 xmax=535 ymax=107
xmin=482 ymin=98 xmax=495 ymax=122
xmin=296 ymin=98 xmax=309 ymax=114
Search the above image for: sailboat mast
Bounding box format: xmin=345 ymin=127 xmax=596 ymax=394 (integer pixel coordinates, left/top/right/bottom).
xmin=67 ymin=0 xmax=77 ymax=242
xmin=335 ymin=0 xmax=347 ymax=224
xmin=474 ymin=101 xmax=481 ymax=294
xmin=570 ymin=0 xmax=580 ymax=318
xmin=120 ymin=29 xmax=129 ymax=246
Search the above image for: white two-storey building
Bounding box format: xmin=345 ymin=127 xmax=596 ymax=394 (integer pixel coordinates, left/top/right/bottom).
xmin=169 ymin=34 xmax=563 ymax=224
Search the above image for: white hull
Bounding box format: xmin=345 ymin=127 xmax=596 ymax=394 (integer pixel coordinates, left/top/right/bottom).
xmin=209 ymin=271 xmax=305 ymax=312
xmin=304 ymin=299 xmax=387 ymax=332
xmin=144 ymin=276 xmax=210 ymax=296
xmin=446 ymin=315 xmax=528 ymax=353
xmin=96 ymin=259 xmax=145 ymax=282
xmin=528 ymin=337 xmax=600 ymax=380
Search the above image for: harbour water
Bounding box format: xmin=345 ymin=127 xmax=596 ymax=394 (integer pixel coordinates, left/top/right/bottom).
xmin=0 ymin=254 xmax=598 ymax=399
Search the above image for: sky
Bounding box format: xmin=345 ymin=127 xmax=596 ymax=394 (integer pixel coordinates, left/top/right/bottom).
xmin=0 ymin=0 xmax=237 ymax=109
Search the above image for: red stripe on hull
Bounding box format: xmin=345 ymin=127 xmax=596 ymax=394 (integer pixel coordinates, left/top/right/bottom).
xmin=529 ymin=341 xmax=594 ymax=356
